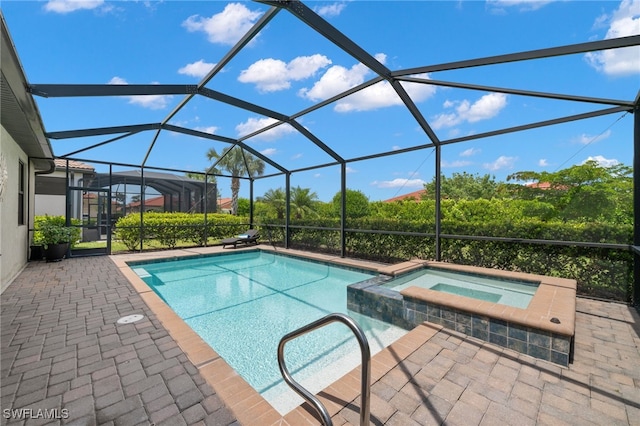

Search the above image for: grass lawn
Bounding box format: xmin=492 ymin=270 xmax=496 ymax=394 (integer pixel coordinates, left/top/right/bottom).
xmin=73 ymin=238 xmax=224 ymax=254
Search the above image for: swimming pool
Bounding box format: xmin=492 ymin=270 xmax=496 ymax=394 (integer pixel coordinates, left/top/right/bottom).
xmin=383 ymin=268 xmax=539 ymax=308
xmin=129 ymin=250 xmax=407 ymax=414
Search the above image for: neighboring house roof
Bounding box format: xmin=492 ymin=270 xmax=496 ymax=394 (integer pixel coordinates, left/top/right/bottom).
xmin=219 ymin=198 xmax=232 ymax=210
xmin=525 ymin=182 xmax=567 ymax=190
xmin=1 ymin=14 xmax=54 ymax=173
xmin=126 ymin=195 xmax=164 ymax=209
xmin=125 ymin=194 xmax=227 ymax=211
xmin=383 ymin=189 xmax=427 ymax=203
xmin=54 ymin=159 xmax=96 ymax=172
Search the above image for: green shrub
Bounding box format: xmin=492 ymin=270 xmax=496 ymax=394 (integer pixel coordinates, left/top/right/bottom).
xmin=34 ymin=215 xmax=81 ymax=248
xmin=258 ymin=216 xmax=632 ymax=302
xmin=114 ymin=212 xmax=247 ymax=251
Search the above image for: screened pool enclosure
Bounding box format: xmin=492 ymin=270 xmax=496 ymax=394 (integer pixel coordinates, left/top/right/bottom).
xmin=9 ymin=1 xmax=639 ymax=305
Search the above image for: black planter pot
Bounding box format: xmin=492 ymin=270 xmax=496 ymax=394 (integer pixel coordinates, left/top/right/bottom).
xmin=30 ymin=245 xmax=44 ymax=261
xmin=45 ymin=243 xmax=69 ymax=262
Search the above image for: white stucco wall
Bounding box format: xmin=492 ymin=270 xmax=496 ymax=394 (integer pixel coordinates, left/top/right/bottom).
xmin=1 ymin=125 xmax=31 ymax=293
xmin=35 ymin=193 xmax=66 ymax=216
xmin=34 ymin=169 xmax=88 ymax=219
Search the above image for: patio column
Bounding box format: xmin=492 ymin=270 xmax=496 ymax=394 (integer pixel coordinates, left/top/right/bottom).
xmin=285 ymin=172 xmax=290 ymax=249
xmin=634 ymin=102 xmax=640 ymax=306
xmin=249 ymin=179 xmax=254 ymax=229
xmin=204 ymin=174 xmax=209 ymax=247
xmin=341 ymin=162 xmax=346 ymax=258
xmin=140 ymin=167 xmax=144 ymax=252
xmin=107 ymin=164 xmax=112 ymax=255
xmin=435 ymin=145 xmax=442 ymax=261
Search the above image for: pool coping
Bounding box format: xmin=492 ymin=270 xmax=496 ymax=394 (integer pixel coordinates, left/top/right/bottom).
xmin=111 ymin=247 xmax=576 ymax=423
xmin=110 ymin=245 xmax=432 ymax=425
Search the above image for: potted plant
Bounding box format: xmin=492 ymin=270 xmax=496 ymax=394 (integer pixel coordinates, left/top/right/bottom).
xmin=40 ymin=218 xmax=73 ymax=262
xmin=30 ymin=228 xmax=46 ymax=261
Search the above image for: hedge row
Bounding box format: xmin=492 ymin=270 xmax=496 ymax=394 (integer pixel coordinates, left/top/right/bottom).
xmin=263 ymin=218 xmax=633 ymax=302
xmin=113 ymin=213 xmax=633 ymax=302
xmin=114 ymin=212 xmax=247 ymax=250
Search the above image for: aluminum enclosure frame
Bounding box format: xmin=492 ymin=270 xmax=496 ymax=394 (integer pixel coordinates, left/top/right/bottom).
xmin=20 ymin=1 xmax=640 ymax=304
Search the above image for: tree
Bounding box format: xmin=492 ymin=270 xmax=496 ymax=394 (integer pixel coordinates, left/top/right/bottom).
xmin=257 ymin=186 xmax=319 ymax=220
xmin=206 ymin=146 xmax=265 ymax=215
xmin=290 ymin=186 xmax=319 ymax=219
xmin=257 ymin=188 xmax=286 ymax=220
xmin=331 ymin=189 xmax=370 ymax=218
xmin=185 ymin=171 xmax=217 ymax=185
xmin=424 ymin=172 xmax=500 ymax=200
xmin=236 ymin=198 xmax=250 ymax=217
xmin=507 ymin=160 xmax=632 ymax=224
xmin=370 ymin=199 xmax=436 ymax=221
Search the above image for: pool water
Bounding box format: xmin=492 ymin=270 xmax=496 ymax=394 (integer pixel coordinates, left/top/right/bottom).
xmin=384 ymin=268 xmax=539 ymax=309
xmin=130 ymin=251 xmax=407 ymax=414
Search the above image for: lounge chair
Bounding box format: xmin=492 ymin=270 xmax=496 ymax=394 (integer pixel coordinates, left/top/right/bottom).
xmin=221 ymin=229 xmax=260 ymax=249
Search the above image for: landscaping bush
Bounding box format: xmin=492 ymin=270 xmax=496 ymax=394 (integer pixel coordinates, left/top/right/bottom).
xmin=114 ymin=212 xmax=247 ymax=251
xmin=260 ymin=217 xmax=632 ymax=302
xmin=34 ymin=215 xmax=81 ymax=248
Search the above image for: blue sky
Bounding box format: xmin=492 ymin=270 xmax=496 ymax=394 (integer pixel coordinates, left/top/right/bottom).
xmin=3 ymin=0 xmax=639 ymax=202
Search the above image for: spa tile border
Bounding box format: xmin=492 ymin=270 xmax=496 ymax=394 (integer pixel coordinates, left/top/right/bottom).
xmin=348 ymin=261 xmax=576 ymax=367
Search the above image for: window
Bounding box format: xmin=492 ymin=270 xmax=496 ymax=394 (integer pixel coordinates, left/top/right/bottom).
xmin=35 ymin=176 xmax=66 ymax=195
xmin=18 ymin=161 xmax=25 ymax=225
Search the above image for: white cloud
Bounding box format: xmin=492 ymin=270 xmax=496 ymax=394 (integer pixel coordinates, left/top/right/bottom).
xmin=460 ymin=147 xmax=481 ymax=157
xmin=194 ymin=126 xmax=219 ymax=135
xmin=108 ymin=76 xmax=173 ymax=110
xmin=486 ymin=0 xmax=552 ymax=12
xmin=291 ymin=153 xmax=303 ymax=160
xmin=109 ymin=76 xmax=127 ymax=85
xmin=573 ymin=129 xmax=612 ymax=145
xmin=44 ymin=0 xmax=106 ymax=13
xmin=299 ymin=61 xmax=370 ymax=102
xmin=236 ymin=117 xmax=296 ymax=141
xmin=585 ymin=0 xmax=640 ymax=76
xmin=483 ymin=155 xmax=517 ymax=171
xmin=314 ymin=2 xmax=347 ymax=17
xmin=183 ymin=3 xmax=262 ymax=46
xmin=370 ymin=178 xmax=426 ymax=189
xmin=442 ymin=160 xmax=472 ymax=168
xmin=445 ymin=128 xmax=462 ymax=138
xmin=314 ymin=173 xmax=322 ymax=178
xmin=178 ymin=60 xmax=216 ymax=78
xmin=238 ymin=55 xmax=331 ymax=92
xmin=582 ymin=155 xmax=619 ymax=167
xmin=346 ymin=166 xmax=356 ymax=173
xmin=431 ymin=93 xmax=508 ymax=129
xmin=538 ymin=158 xmax=549 ymax=167
xmin=261 ymin=148 xmax=277 ymax=156
xmin=392 ymin=145 xmax=402 ymax=151
xmin=335 ymin=74 xmax=436 ymax=112
xmin=299 ymin=52 xmax=435 ymax=112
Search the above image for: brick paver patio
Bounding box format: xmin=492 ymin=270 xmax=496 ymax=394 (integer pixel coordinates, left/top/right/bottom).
xmin=1 ymin=254 xmax=639 ymax=425
xmin=1 ymin=256 xmax=237 ymax=425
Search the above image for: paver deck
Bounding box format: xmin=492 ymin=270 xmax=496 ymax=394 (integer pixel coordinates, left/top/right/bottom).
xmin=1 ymin=250 xmax=639 ymax=425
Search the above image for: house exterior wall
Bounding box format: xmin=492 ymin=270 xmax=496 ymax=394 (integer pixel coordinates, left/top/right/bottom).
xmin=1 ymin=125 xmax=31 ymax=293
xmin=34 ymin=193 xmax=66 ymax=216
xmin=35 ymin=168 xmax=92 ymax=219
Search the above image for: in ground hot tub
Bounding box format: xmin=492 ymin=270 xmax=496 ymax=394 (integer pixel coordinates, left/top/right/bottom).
xmin=347 ymin=261 xmax=576 ymax=367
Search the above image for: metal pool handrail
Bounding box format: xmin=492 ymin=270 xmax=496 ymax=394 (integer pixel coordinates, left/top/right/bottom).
xmin=277 ymin=313 xmax=371 ymax=426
